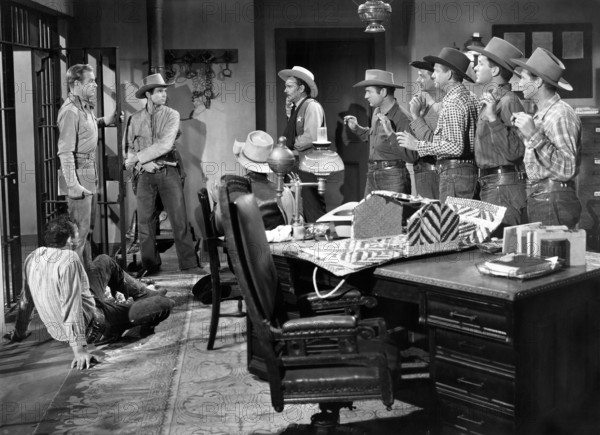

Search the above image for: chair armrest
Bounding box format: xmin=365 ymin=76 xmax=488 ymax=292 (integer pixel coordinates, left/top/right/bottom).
xmin=282 ymin=315 xmax=357 ymax=333
xmin=357 ymin=317 xmax=389 ymax=341
xmin=298 ymin=287 xmax=378 ymax=317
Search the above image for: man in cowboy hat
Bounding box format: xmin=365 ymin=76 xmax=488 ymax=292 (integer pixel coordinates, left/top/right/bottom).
xmin=344 ymin=69 xmax=417 ymax=197
xmin=511 ymin=48 xmax=582 ymax=228
xmin=407 ymin=59 xmax=444 ymax=199
xmin=124 ymin=73 xmax=202 ymax=277
xmin=279 ymin=66 xmax=328 ymax=222
xmin=396 ymin=48 xmax=480 ymax=203
xmin=209 ymin=131 xmax=295 ymax=236
xmin=57 ymin=64 xmax=121 ymax=271
xmin=471 ymin=37 xmax=527 ymax=233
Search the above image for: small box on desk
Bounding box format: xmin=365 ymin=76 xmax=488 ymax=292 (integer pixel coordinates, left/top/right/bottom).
xmin=503 ymin=223 xmax=587 ymax=266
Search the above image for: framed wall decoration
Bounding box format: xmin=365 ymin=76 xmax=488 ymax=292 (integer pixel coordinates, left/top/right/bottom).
xmin=492 ymin=23 xmax=592 ymax=98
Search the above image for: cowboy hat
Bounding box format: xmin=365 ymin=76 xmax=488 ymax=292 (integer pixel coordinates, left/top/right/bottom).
xmin=409 ymin=60 xmax=434 ymax=72
xmin=135 ymin=73 xmax=174 ymax=99
xmin=278 ymin=66 xmax=318 ymax=98
xmin=424 ymin=48 xmax=475 ymax=83
xmin=511 ymin=47 xmax=572 ymax=91
xmin=233 ymin=130 xmax=274 ymax=173
xmin=353 ymin=69 xmax=404 ymax=88
xmin=468 ymin=37 xmax=523 ymax=73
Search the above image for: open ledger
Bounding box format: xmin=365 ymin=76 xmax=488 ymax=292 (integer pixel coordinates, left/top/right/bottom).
xmin=478 ymin=253 xmax=562 ymax=279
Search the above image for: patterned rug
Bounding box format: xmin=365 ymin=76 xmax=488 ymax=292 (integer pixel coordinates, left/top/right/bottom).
xmin=28 ymin=274 xmax=424 ymax=435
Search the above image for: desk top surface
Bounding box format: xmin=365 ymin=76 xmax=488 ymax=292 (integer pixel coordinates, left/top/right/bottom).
xmin=373 ymin=249 xmax=600 ymax=301
xmin=272 ymin=243 xmax=600 ymax=301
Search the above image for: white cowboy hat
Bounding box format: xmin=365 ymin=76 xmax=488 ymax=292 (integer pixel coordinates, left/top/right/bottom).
xmin=233 ymin=130 xmax=274 ymax=173
xmin=135 ymin=73 xmax=174 ymax=99
xmin=278 ymin=66 xmax=319 ymax=98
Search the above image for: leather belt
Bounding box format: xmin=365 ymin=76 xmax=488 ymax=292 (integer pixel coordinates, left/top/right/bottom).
xmin=436 ymin=158 xmax=474 ymax=171
xmin=413 ymin=162 xmax=437 ymax=172
xmin=478 ymin=165 xmax=518 ymax=177
xmin=527 ymin=178 xmax=576 ymax=192
xmin=368 ymin=159 xmax=405 ymax=169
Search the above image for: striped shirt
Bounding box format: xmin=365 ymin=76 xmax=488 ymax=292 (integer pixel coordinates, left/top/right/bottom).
xmin=416 ymin=83 xmax=479 ymax=160
xmin=15 ymin=248 xmax=96 ymax=348
xmin=523 ymin=94 xmax=581 ymax=181
xmin=475 ymin=85 xmax=525 ymax=168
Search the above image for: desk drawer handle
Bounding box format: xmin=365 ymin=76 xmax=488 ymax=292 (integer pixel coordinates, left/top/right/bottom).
xmin=449 ymin=311 xmax=478 ymax=322
xmin=458 ymin=340 xmax=486 ymax=352
xmin=457 ymin=377 xmax=485 ymax=388
xmin=457 ymin=414 xmax=485 ymax=426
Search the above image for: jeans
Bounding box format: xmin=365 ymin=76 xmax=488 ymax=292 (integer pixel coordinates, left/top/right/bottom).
xmin=479 ymin=173 xmax=527 ymax=235
xmin=364 ymin=166 xmax=411 ymax=198
xmin=67 ymin=193 xmax=97 ymax=272
xmin=136 ymin=166 xmax=198 ymax=270
xmin=438 ymin=162 xmax=478 ymax=203
xmin=87 ymin=255 xmax=174 ymax=341
xmin=526 ymin=187 xmax=581 ymax=229
xmin=413 ymin=169 xmax=439 ymax=200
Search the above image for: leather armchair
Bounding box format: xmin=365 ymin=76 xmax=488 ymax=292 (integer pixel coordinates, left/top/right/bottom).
xmin=219 ymin=186 xmax=402 ymax=429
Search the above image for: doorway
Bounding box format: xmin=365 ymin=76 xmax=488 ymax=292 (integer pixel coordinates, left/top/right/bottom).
xmin=275 ymin=28 xmax=385 ymax=205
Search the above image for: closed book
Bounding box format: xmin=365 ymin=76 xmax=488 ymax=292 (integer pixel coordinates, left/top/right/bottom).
xmin=484 ymin=254 xmax=557 ymax=277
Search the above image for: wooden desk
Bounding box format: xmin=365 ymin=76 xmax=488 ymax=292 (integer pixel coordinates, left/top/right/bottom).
xmin=266 ymin=249 xmax=600 ymax=434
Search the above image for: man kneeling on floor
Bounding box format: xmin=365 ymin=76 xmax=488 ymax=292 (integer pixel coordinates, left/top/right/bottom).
xmin=3 ymin=215 xmax=174 ymax=370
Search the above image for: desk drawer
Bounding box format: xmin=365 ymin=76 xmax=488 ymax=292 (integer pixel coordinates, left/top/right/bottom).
xmin=435 ymin=329 xmax=515 ymax=369
xmin=439 ymin=394 xmax=514 ymax=435
xmin=436 ymin=360 xmax=514 ymax=407
xmin=427 ymin=294 xmax=510 ymax=341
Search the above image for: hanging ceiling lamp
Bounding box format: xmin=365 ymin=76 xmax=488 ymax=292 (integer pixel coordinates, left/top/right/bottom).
xmin=357 ymin=0 xmax=392 ymax=33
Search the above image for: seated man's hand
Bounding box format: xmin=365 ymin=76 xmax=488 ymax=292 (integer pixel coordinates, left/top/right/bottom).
xmin=71 ymin=345 xmax=99 ymax=370
xmin=3 ymin=330 xmax=31 ymax=343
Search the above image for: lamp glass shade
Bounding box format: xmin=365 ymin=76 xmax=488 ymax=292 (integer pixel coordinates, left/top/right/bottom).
xmin=299 ymin=146 xmax=345 ymax=176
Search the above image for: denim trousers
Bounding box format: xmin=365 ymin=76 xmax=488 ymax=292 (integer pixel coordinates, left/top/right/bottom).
xmin=526 ymin=187 xmax=581 ymax=229
xmin=478 ymin=172 xmax=527 ymax=231
xmin=364 ymin=166 xmax=411 ymax=198
xmin=136 ymin=166 xmax=198 ymax=270
xmin=67 ymin=193 xmax=97 ymax=272
xmin=438 ymin=163 xmax=478 ymax=203
xmin=88 ymin=255 xmax=174 ymax=341
xmin=413 ymin=169 xmax=439 ymax=200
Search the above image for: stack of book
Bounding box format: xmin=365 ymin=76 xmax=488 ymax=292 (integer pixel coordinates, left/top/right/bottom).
xmin=477 ymin=253 xmax=562 ymax=279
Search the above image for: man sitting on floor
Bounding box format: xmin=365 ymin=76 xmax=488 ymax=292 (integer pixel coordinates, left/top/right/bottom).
xmin=3 ymin=215 xmax=174 ymax=370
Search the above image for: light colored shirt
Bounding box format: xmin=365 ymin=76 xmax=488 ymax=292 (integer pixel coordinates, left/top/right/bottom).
xmin=292 ymin=97 xmax=325 ymax=153
xmin=15 ymin=248 xmax=96 ymax=348
xmin=523 ymin=94 xmax=581 ymax=182
xmin=123 ymin=104 xmax=180 ymax=165
xmin=409 ymin=101 xmax=440 ymax=142
xmin=417 ymin=83 xmax=479 ymax=159
xmin=57 ymin=94 xmax=101 ymax=193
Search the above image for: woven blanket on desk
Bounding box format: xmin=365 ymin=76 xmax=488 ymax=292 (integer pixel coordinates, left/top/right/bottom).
xmin=351 ymin=191 xmax=434 ymax=239
xmin=444 ymin=197 xmax=506 ymax=244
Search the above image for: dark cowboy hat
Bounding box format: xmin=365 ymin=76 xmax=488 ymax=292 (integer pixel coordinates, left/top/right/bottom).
xmin=511 ymin=47 xmax=572 ymax=91
xmin=468 ymin=37 xmax=523 ymax=74
xmin=409 ymin=60 xmax=434 ymax=72
xmin=424 ymin=48 xmax=474 ymax=83
xmin=135 ymin=73 xmax=174 ymax=99
xmin=353 ymin=69 xmax=404 ymax=88
xmin=278 ymin=66 xmax=318 ymax=98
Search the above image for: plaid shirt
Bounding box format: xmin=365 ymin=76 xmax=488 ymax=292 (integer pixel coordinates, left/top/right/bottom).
xmin=523 ymin=94 xmax=581 ymax=181
xmin=417 ymin=83 xmax=479 ymax=160
xmin=475 ymin=85 xmax=525 ymax=168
